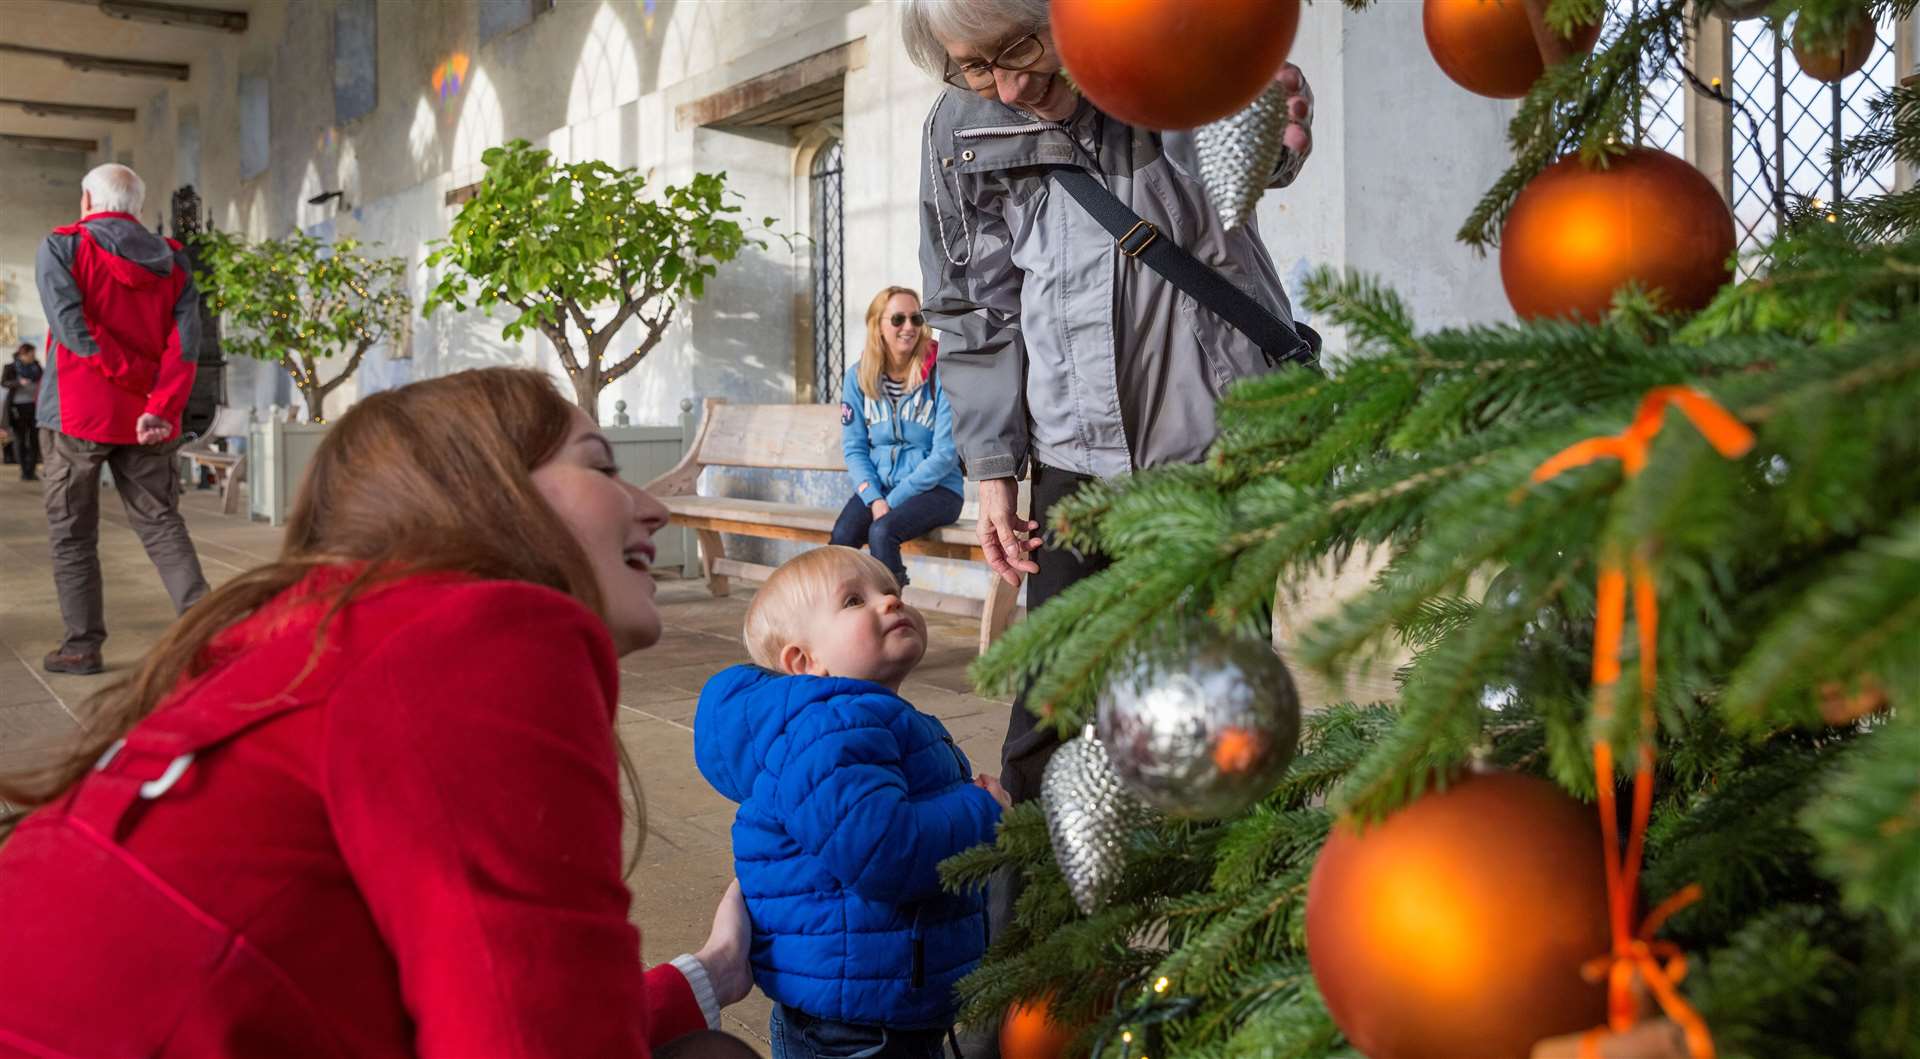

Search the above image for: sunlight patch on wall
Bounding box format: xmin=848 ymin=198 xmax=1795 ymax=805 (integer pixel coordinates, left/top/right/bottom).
xmin=569 ymin=4 xmax=642 ymax=126
xmin=451 ymin=64 xmax=504 ymax=184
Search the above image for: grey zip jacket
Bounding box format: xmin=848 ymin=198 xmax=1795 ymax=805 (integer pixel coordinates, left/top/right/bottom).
xmin=919 ymin=89 xmax=1308 ymax=482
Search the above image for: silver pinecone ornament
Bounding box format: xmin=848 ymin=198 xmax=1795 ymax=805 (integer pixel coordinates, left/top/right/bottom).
xmin=1196 ymin=83 xmax=1301 ymax=230
xmin=1042 ymin=725 xmax=1151 ymax=915
xmin=1096 ymin=629 xmax=1302 ymax=820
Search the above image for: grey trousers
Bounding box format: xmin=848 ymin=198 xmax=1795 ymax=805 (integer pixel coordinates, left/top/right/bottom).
xmin=40 ymin=428 xmax=209 ymax=653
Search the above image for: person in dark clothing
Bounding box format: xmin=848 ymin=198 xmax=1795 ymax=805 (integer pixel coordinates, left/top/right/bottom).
xmin=2 ymin=344 xmax=41 ymax=479
xmin=33 ymin=163 xmax=209 ymax=676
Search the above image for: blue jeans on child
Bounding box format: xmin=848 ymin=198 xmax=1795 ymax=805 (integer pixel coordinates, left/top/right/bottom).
xmin=769 ymin=1005 xmax=952 ymax=1059
xmin=828 ymin=486 xmax=964 ymax=589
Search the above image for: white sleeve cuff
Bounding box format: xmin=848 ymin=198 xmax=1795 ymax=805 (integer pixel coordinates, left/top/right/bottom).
xmin=670 ymin=953 xmax=722 ymax=1030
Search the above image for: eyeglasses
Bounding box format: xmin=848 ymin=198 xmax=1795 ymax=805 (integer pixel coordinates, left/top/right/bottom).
xmin=942 ymin=33 xmax=1047 ymax=92
xmin=889 ymin=312 xmax=926 ymax=328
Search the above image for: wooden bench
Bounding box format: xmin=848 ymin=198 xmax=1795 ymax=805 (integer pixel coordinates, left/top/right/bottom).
xmin=176 ymin=405 xmax=252 ymax=517
xmin=645 ymin=398 xmax=1024 ymax=653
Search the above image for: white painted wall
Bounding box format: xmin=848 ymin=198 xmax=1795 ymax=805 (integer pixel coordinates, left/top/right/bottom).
xmin=0 ymin=145 xmax=88 ymax=353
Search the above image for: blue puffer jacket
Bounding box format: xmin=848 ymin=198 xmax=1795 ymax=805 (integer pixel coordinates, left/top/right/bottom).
xmin=694 ymin=666 xmax=1001 ymax=1028
xmin=840 ymin=362 xmax=964 ymax=508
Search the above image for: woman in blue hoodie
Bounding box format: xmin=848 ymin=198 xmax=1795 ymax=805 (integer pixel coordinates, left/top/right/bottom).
xmin=831 ymin=287 xmax=963 ymax=589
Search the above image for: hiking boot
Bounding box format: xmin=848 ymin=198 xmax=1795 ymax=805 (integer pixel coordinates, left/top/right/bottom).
xmin=43 ymin=649 xmax=104 ymax=675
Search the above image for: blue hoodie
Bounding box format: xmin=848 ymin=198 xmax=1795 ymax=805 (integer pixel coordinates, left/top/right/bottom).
xmin=840 ymin=363 xmax=965 ymax=509
xmin=693 ymin=666 xmax=1001 ymax=1028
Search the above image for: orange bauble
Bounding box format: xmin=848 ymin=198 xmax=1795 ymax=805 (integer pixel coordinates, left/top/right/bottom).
xmin=1305 ymin=771 xmax=1611 ymax=1059
xmin=1424 ymin=0 xmax=1602 ymax=99
xmin=1051 ymin=0 xmax=1301 ymax=130
xmin=1790 ymin=12 xmax=1877 ymax=83
xmin=1500 ymin=147 xmax=1735 ymax=321
xmin=1000 ymin=995 xmax=1082 ymax=1059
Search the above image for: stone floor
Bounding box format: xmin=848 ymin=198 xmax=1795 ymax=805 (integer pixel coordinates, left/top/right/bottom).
xmin=0 ymin=473 xmax=1011 ymax=1050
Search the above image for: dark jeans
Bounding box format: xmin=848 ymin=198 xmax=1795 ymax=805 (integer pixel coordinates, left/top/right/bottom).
xmin=829 ymin=486 xmax=965 ymax=589
xmin=769 ymin=1005 xmax=951 ymax=1059
xmin=6 ymin=403 xmax=36 ymax=476
xmin=40 ymin=428 xmax=209 ymax=654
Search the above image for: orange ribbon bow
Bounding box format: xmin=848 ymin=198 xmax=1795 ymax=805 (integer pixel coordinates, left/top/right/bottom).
xmin=1530 ymin=386 xmax=1755 ymax=1059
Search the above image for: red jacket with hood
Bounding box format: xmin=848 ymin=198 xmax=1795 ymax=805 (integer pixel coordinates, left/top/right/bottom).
xmin=34 ymin=210 xmax=201 ymax=445
xmin=0 ymin=571 xmax=709 ymax=1056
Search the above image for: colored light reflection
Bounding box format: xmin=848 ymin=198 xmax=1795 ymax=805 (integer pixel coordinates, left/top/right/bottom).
xmin=643 ymin=0 xmax=656 ymax=34
xmin=432 ymin=53 xmax=472 ymax=105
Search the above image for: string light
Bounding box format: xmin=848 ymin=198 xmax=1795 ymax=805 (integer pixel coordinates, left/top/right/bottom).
xmin=1153 ymin=977 xmax=1169 ymax=993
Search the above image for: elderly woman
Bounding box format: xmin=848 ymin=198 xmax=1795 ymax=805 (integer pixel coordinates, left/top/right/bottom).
xmin=902 ymin=0 xmax=1320 ymax=805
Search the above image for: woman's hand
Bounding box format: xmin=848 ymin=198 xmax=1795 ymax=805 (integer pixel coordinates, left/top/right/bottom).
xmin=870 ymin=499 xmax=892 ymax=521
xmin=693 ymin=879 xmax=753 ymax=1008
xmin=978 ymin=477 xmax=1041 ymax=586
xmin=1275 ymin=63 xmax=1314 ymax=161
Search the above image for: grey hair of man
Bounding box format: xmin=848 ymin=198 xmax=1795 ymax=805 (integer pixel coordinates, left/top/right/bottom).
xmin=899 ymin=0 xmax=1052 ymax=80
xmin=81 ymin=164 xmax=145 ymax=215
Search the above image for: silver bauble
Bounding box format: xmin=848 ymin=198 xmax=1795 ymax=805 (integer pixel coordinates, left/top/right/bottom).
xmin=1195 ymin=82 xmax=1300 ymax=230
xmin=1041 ymin=725 xmax=1152 ymax=915
xmin=1096 ymin=632 xmax=1302 ymax=819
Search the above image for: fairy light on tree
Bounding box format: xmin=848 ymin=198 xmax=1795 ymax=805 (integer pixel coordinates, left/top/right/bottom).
xmin=424 ymin=138 xmax=785 ymax=422
xmin=194 ymin=231 xmax=410 ymax=424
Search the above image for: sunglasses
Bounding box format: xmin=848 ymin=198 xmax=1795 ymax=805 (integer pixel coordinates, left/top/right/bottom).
xmin=889 ymin=312 xmax=926 ymax=328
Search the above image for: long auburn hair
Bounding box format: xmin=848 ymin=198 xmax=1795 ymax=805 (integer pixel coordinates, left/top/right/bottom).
xmin=0 ymin=368 xmax=645 ymax=869
xmin=855 ymin=286 xmax=935 ymax=400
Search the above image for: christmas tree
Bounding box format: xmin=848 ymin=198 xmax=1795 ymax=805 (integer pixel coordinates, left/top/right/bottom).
xmin=944 ymin=1 xmax=1920 ymax=1056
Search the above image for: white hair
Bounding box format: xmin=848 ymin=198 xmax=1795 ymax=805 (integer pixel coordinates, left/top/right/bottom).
xmin=900 ymin=0 xmax=1052 ymax=80
xmin=82 ymin=164 xmax=145 ymax=215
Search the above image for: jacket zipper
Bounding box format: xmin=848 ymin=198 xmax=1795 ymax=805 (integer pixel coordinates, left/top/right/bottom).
xmin=910 ymin=903 xmax=928 ymax=989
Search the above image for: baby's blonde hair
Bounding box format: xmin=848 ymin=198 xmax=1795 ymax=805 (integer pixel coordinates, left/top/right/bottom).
xmin=744 ymin=546 xmax=901 ymax=670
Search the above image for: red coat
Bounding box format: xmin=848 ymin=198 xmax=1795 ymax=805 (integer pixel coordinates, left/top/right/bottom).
xmin=0 ymin=571 xmax=707 ymax=1056
xmin=35 ymin=211 xmax=199 ymax=444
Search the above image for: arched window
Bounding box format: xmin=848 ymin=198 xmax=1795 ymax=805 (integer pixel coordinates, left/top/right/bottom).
xmin=1729 ymin=14 xmax=1904 ymax=261
xmin=809 ymin=137 xmax=845 ymax=403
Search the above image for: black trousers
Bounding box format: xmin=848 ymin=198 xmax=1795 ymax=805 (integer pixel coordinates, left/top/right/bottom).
xmin=1000 ymin=463 xmax=1113 ymax=805
xmin=6 ymin=403 xmax=37 ymax=476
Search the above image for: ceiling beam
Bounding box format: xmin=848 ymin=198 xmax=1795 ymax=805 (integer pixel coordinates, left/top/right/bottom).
xmin=47 ymin=0 xmax=247 ymax=34
xmin=0 ymin=98 xmax=137 ymax=123
xmin=0 ymin=43 xmax=190 ymax=81
xmin=0 ymin=133 xmax=99 ymax=153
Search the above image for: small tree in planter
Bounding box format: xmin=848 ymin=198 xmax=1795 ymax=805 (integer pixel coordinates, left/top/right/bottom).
xmin=196 ymin=230 xmax=411 ymax=423
xmin=423 ymin=139 xmax=772 ymax=422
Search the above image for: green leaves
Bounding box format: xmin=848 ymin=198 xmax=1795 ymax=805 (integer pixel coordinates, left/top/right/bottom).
xmin=423 ymin=139 xmax=765 ymax=400
xmin=192 ymin=228 xmax=410 ymax=421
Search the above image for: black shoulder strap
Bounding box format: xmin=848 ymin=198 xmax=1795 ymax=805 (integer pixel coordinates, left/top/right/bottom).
xmin=1049 ymin=166 xmax=1321 ymax=373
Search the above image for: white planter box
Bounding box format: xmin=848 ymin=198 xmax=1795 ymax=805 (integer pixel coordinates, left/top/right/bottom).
xmin=248 ymin=419 xmax=331 ymax=527
xmin=603 ymin=423 xmax=695 ymax=577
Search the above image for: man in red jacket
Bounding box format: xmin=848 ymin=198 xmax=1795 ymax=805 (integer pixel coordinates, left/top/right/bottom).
xmin=34 ymin=163 xmax=208 ymax=676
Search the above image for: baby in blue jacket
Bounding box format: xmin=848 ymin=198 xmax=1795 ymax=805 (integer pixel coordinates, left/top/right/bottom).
xmin=694 ymin=545 xmax=1009 ymax=1059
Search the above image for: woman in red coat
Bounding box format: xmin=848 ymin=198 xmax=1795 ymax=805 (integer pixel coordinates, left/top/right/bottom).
xmin=0 ymin=368 xmax=754 ymax=1057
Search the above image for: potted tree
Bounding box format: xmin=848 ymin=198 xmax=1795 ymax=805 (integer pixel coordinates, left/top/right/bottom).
xmin=196 ymin=230 xmax=411 ymax=424
xmin=195 ymin=230 xmax=410 ymax=524
xmin=423 ymin=138 xmax=771 ymax=422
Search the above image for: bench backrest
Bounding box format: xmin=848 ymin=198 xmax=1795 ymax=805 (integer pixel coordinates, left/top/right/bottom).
xmin=696 ymin=402 xmax=846 ymax=472
xmin=209 ymin=405 xmax=253 ymax=437
xmin=676 ymin=398 xmax=1007 ymax=522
